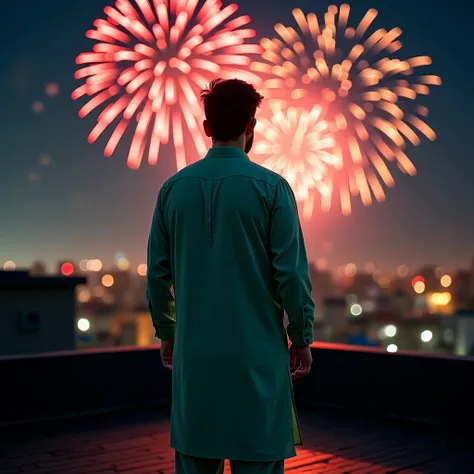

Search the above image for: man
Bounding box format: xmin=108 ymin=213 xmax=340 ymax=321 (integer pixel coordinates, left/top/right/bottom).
xmin=147 ymin=78 xmax=314 ymax=474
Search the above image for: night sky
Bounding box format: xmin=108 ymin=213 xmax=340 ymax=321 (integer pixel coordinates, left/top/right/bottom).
xmin=0 ymin=0 xmax=472 ymax=273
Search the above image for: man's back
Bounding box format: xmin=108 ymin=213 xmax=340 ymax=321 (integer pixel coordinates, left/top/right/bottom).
xmin=148 ymin=146 xmax=313 ymax=461
xmin=162 ymin=147 xmax=285 ymax=358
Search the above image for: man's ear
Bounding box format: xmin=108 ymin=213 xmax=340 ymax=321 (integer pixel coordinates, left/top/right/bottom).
xmin=203 ymin=120 xmax=212 ymax=137
xmin=245 ymin=117 xmax=256 ymax=136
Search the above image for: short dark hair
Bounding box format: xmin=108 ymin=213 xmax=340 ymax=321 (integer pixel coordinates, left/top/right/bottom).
xmin=200 ymin=78 xmax=263 ymax=141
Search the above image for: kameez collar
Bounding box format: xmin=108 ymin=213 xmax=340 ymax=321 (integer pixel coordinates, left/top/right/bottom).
xmin=204 ymin=146 xmax=249 ymax=160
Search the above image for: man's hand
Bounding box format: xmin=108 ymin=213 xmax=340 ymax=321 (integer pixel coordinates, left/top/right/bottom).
xmin=160 ymin=339 xmax=174 ymax=370
xmin=289 ymin=344 xmax=312 ymax=380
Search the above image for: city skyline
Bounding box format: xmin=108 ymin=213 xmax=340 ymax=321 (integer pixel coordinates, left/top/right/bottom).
xmin=3 ymin=253 xmax=473 ymax=279
xmin=1 ymin=0 xmax=472 ymax=271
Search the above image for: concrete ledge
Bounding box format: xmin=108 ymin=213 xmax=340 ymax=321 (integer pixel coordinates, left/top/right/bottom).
xmin=2 ymin=346 xmax=171 ymax=425
xmin=295 ymin=343 xmax=474 ymax=427
xmin=2 ymin=344 xmax=474 ymax=426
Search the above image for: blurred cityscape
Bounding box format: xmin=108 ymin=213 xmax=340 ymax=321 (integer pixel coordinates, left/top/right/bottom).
xmin=2 ymin=252 xmax=474 ymax=357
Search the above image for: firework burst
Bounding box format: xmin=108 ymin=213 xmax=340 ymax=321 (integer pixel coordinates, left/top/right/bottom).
xmin=254 ymin=105 xmax=340 ymax=219
xmin=251 ymin=4 xmax=441 ymax=214
xmin=73 ymin=0 xmax=262 ymax=170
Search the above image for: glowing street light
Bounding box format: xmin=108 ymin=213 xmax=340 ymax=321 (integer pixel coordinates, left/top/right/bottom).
xmin=350 ymin=303 xmax=362 ymax=316
xmin=77 ymin=318 xmax=90 ymax=332
xmin=3 ymin=261 xmax=16 ymax=271
xmin=384 ymin=325 xmax=398 ymax=338
xmin=413 ymin=281 xmax=426 ymax=294
xmin=431 ymin=292 xmax=451 ymax=306
xmin=102 ymin=274 xmax=114 ymax=288
xmin=61 ymin=262 xmax=74 ymax=276
xmin=421 ymin=330 xmax=433 ymax=343
xmin=440 ymin=274 xmax=452 ymax=288
xmin=137 ymin=264 xmax=147 ymax=276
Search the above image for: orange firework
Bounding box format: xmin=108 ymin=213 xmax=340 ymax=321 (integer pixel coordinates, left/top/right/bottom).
xmin=251 ymin=4 xmax=441 ymax=215
xmin=254 ymin=105 xmax=340 ymax=219
xmin=73 ymin=0 xmax=262 ymax=170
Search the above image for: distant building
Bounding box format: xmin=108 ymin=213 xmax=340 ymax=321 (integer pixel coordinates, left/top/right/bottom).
xmin=321 ymin=297 xmax=348 ymax=342
xmin=0 ymin=271 xmax=85 ymax=356
xmin=454 ymin=310 xmax=474 ymax=356
xmin=99 ymin=270 xmax=132 ymax=310
xmin=344 ymin=272 xmax=377 ymax=299
xmin=454 ymin=269 xmax=474 ymax=310
xmin=309 ymin=264 xmax=335 ymax=321
xmin=469 ymin=256 xmax=474 ymax=302
xmin=29 ymin=260 xmax=47 ymax=276
xmin=347 ymin=316 xmax=381 ymax=347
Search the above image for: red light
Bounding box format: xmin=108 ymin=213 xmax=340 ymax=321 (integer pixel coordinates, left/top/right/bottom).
xmin=411 ymin=276 xmax=424 ymax=287
xmin=61 ymin=262 xmax=74 ymax=276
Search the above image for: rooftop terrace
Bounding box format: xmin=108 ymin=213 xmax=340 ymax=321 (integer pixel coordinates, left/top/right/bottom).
xmin=2 ymin=408 xmax=472 ymax=474
xmin=1 ymin=344 xmax=473 ymax=473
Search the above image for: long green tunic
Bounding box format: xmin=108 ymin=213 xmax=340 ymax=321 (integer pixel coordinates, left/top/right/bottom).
xmin=147 ymin=146 xmax=314 ymax=462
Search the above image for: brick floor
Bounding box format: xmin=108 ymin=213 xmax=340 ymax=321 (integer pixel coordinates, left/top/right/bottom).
xmin=0 ymin=409 xmax=472 ymax=473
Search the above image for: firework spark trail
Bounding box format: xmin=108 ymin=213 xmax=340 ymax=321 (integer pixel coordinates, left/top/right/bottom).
xmin=73 ymin=0 xmax=262 ymax=170
xmin=254 ymin=105 xmax=340 ymax=219
xmin=251 ymin=3 xmax=441 ymax=215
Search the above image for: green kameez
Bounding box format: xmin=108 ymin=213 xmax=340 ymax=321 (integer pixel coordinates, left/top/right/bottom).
xmin=147 ymin=146 xmax=314 ymax=462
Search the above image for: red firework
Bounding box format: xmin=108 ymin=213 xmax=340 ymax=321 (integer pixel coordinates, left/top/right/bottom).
xmin=251 ymin=4 xmax=441 ymax=215
xmin=72 ymin=0 xmax=262 ymax=170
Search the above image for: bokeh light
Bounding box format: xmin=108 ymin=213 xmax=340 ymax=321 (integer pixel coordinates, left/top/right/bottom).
xmin=378 ymin=276 xmax=390 ymax=289
xmin=117 ymin=257 xmax=130 ymax=271
xmin=412 ymin=275 xmax=424 ymax=286
xmin=137 ymin=263 xmax=147 ymax=276
xmin=413 ymin=280 xmax=425 ymax=294
xmin=384 ymin=324 xmax=397 ymax=338
xmin=78 ymin=288 xmax=92 ymax=303
xmin=3 ymin=261 xmax=16 ymax=271
xmin=87 ymin=259 xmax=103 ymax=272
xmin=397 ymin=264 xmax=409 ymax=278
xmin=61 ymin=262 xmax=74 ymax=276
xmin=32 ymin=101 xmax=44 ymax=113
xmin=386 ymin=344 xmax=398 ymax=353
xmin=345 ymin=263 xmax=357 ymax=277
xmin=102 ymin=274 xmax=115 ymax=287
xmin=440 ymin=274 xmax=452 ymax=288
xmin=420 ymin=329 xmax=433 ymax=343
xmin=77 ymin=318 xmax=91 ymax=332
xmin=45 ymin=82 xmax=60 ymax=97
xmin=350 ymin=303 xmax=362 ymax=316
xmin=431 ymin=292 xmax=451 ymax=306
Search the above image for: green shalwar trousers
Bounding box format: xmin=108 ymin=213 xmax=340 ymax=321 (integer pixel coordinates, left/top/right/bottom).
xmin=175 ymin=452 xmax=284 ymax=474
